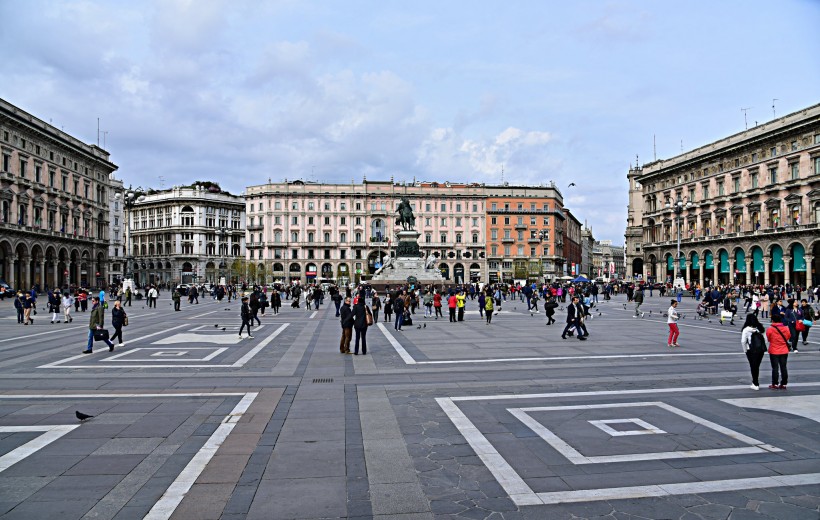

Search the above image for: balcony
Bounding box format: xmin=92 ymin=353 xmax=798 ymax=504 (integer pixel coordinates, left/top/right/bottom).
xmin=514 ymin=224 xmax=528 ymax=230
xmin=527 ymin=237 xmax=542 ymax=244
xmin=247 ymin=223 xmax=264 ymax=231
xmin=247 ymin=242 xmax=264 ymax=249
xmin=501 ymin=237 xmax=515 ymax=244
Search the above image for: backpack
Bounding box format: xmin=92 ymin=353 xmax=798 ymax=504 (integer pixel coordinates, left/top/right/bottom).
xmin=749 ymin=331 xmax=766 ymax=354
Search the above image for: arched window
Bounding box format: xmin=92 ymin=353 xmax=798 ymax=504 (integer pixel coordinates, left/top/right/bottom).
xmin=324 ymin=232 xmax=330 ymax=243
xmin=181 ymin=206 xmax=195 ymax=227
xmin=472 ymin=233 xmax=478 ymax=243
xmin=291 ymin=231 xmax=299 ymax=242
xmin=308 ymin=232 xmax=314 ymax=242
xmin=340 ymin=232 xmax=347 ymax=243
xmin=355 ymin=232 xmax=362 ymax=243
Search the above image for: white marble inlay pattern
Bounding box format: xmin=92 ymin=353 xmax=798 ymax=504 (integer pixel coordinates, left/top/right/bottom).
xmin=588 ymin=418 xmax=666 ymax=436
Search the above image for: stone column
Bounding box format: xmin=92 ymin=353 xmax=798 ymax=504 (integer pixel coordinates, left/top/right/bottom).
xmin=53 ymin=262 xmax=58 ymax=288
xmin=66 ymin=261 xmax=73 ymax=286
xmin=685 ymin=260 xmax=691 ymax=284
xmin=727 ymin=257 xmax=735 ymax=285
xmin=698 ymin=263 xmax=704 ymax=286
xmin=805 ymin=255 xmax=814 ymax=287
xmin=8 ymin=256 xmax=16 ymax=291
xmin=713 ymin=263 xmax=719 ymax=285
xmin=783 ymin=256 xmax=791 ymax=286
xmin=40 ymin=259 xmax=46 ymax=288
xmin=656 ymin=261 xmax=663 ymax=282
xmin=22 ymin=256 xmax=31 ymax=291
xmin=745 ymin=259 xmax=752 ymax=285
xmin=763 ymin=258 xmax=770 ymax=286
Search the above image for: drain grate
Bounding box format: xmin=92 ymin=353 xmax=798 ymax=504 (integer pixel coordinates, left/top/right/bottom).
xmin=312 ymin=378 xmax=334 ymax=384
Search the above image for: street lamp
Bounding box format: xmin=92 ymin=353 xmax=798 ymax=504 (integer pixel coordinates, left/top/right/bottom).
xmin=218 ymin=227 xmax=229 ymax=285
xmin=664 ymin=197 xmax=692 ymax=289
xmin=116 ymin=186 xmax=145 ymax=283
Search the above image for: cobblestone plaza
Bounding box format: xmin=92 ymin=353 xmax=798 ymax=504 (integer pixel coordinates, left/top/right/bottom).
xmin=0 ymin=293 xmax=817 ymax=519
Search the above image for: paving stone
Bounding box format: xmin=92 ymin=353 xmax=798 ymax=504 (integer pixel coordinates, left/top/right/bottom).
xmin=756 ymin=501 xmax=820 ymax=520
xmin=0 ymin=498 xmax=98 ymax=519
xmin=63 ymin=454 xmax=146 ymax=475
xmin=246 ymin=477 xmax=346 ymax=520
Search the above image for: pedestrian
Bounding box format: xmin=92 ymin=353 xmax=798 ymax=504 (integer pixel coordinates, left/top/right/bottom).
xmin=353 ymin=293 xmax=373 ymax=355
xmin=250 ymin=291 xmax=261 ymax=325
xmin=562 ymin=296 xmax=587 ymax=340
xmin=765 ymin=314 xmax=790 ymax=389
xmin=477 ymin=291 xmax=485 ymax=318
xmin=110 ymin=300 xmax=127 ymax=347
xmin=485 ymin=293 xmax=494 ymax=324
xmin=239 ymin=296 xmax=254 ymax=339
xmin=423 ymin=290 xmax=433 ymax=318
xmin=783 ymin=299 xmax=799 ymax=353
xmin=259 ymin=291 xmax=268 ymax=315
xmin=332 ymin=290 xmax=342 ymax=317
xmin=148 ymin=286 xmax=158 ymax=308
xmin=14 ymin=292 xmax=24 ymax=324
xmin=456 ymin=290 xmax=466 ymax=321
xmin=172 ymin=288 xmax=181 ymax=311
xmin=339 ymin=296 xmax=353 ymax=354
xmin=83 ymin=296 xmax=115 ymax=353
xmin=393 ymin=293 xmax=405 ymax=330
xmin=448 ymin=293 xmax=457 ymax=323
xmin=49 ymin=291 xmax=62 ymax=323
xmin=23 ymin=294 xmax=34 ymax=325
xmin=433 ymin=291 xmax=443 ymax=319
xmin=383 ymin=293 xmax=393 ymax=323
xmin=741 ymin=313 xmax=768 ymax=390
xmin=79 ymin=290 xmax=88 ymax=312
xmin=633 ymin=288 xmax=645 ymax=318
xmin=798 ymin=299 xmax=814 ymax=347
xmin=545 ymin=296 xmax=558 ymax=325
xmin=125 ymin=287 xmax=132 ymax=306
xmin=62 ymin=291 xmax=74 ymax=323
xmin=370 ymin=291 xmax=381 ymax=323
xmin=667 ymin=299 xmax=680 ymax=347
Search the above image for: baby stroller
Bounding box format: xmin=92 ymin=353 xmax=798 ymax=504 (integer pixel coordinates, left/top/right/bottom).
xmin=696 ymin=301 xmax=709 ymax=320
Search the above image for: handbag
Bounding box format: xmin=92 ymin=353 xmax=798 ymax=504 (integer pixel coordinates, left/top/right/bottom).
xmin=365 ymin=307 xmax=374 ymax=326
xmin=123 ymin=315 xmax=129 ymax=327
xmin=720 ymin=310 xmax=733 ymax=320
xmin=803 ymin=319 xmax=813 ymax=327
xmin=103 ymin=302 xmax=109 ymax=309
xmin=795 ymin=320 xmax=805 ymax=332
xmin=93 ymin=329 xmax=110 ymax=341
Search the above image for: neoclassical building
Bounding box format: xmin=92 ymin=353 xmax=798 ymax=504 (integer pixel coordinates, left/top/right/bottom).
xmin=626 ymin=103 xmax=820 ymax=287
xmin=0 ymin=98 xmax=118 ymax=290
xmin=107 ymin=175 xmax=125 ymax=285
xmin=244 ymin=179 xmax=491 ymax=286
xmin=128 ymin=185 xmax=246 ymax=286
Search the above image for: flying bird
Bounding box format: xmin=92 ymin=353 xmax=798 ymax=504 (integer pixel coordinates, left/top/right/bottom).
xmin=568 ymin=182 xmax=576 ymax=187
xmin=75 ymin=411 xmax=94 ymax=422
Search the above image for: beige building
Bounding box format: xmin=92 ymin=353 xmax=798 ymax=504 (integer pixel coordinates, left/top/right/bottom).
xmin=625 ymin=103 xmax=820 ymax=287
xmin=0 ymin=98 xmax=118 ymax=290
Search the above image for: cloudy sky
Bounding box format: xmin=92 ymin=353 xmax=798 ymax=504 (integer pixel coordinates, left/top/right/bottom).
xmin=2 ymin=0 xmax=818 ymax=242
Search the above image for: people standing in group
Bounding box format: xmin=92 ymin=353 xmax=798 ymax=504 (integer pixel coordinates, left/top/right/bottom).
xmin=448 ymin=293 xmax=457 ymax=323
xmin=766 ymin=314 xmax=790 ymax=389
xmin=370 ymin=291 xmax=381 ymax=323
xmin=62 ymin=291 xmax=74 ymax=323
xmin=339 ymin=296 xmax=353 ymax=354
xmin=83 ymin=296 xmax=115 ymax=353
xmin=239 ymin=296 xmax=254 ymax=339
xmin=423 ymin=290 xmax=433 ymax=318
xmin=433 ymin=291 xmax=443 ymax=319
xmin=741 ymin=314 xmax=768 ymax=390
xmin=456 ymin=290 xmax=466 ymax=321
xmin=110 ymin=300 xmax=127 ymax=347
xmin=783 ymin=299 xmax=800 ymax=353
xmin=352 ymin=293 xmax=373 ymax=355
xmin=667 ymin=299 xmax=680 ymax=347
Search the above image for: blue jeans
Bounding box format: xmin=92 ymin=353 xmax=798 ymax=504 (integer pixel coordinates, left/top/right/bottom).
xmin=87 ymin=329 xmax=113 ymax=351
xmin=394 ymin=312 xmax=404 ymax=330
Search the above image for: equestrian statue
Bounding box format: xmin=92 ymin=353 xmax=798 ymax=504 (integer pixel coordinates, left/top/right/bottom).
xmin=395 ymin=197 xmax=416 ymax=230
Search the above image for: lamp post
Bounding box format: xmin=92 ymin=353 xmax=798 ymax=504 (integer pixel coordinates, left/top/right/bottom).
xmin=116 ymin=186 xmax=145 ymax=284
xmin=218 ymin=227 xmax=229 ymax=285
xmin=665 ymin=197 xmax=692 ymax=289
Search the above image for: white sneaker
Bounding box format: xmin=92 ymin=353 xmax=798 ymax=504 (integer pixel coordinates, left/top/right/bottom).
xmin=750 ymin=384 xmax=759 ymax=390
xmin=641 ymin=312 xmax=645 ymax=318
xmin=118 ymin=343 xmax=124 ymax=347
xmin=238 ymin=334 xmax=243 ymax=339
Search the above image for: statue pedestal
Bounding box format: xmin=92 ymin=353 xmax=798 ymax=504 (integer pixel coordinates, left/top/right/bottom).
xmin=396 ymin=230 xmax=421 ymax=257
xmin=371 ymin=229 xmax=445 ymax=288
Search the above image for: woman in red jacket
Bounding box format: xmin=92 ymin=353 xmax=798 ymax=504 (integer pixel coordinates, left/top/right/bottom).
xmin=765 ymin=314 xmax=791 ymax=389
xmin=433 ymin=292 xmax=443 ymax=319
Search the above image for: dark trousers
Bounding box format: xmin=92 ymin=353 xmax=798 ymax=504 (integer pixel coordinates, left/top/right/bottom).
xmin=800 ymin=327 xmax=810 ymax=342
xmin=240 ymin=319 xmax=252 ymax=335
xmin=394 ymin=312 xmax=404 ymax=330
xmin=457 ymin=307 xmax=464 ymax=321
xmin=449 ymin=308 xmax=456 ymax=322
xmin=372 ymin=310 xmax=379 ymax=323
xmin=788 ymin=326 xmax=799 ymax=350
xmin=354 ymin=327 xmax=367 ymax=354
xmin=435 ymin=306 xmax=443 ymax=318
xmin=340 ymin=327 xmax=352 ymax=352
xmin=546 ymin=312 xmax=555 ymax=324
xmin=562 ymin=320 xmax=580 ymax=337
xmin=770 ymin=353 xmax=788 ymax=386
xmin=174 ymin=300 xmax=180 ymax=311
xmin=252 ymin=309 xmax=261 ymax=325
xmin=335 ymin=301 xmax=341 ymax=316
xmin=16 ymin=309 xmax=23 ymax=323
xmin=111 ymin=325 xmax=124 ymax=344
xmin=745 ymin=349 xmax=764 ymax=386
xmin=486 ymin=310 xmax=493 ymax=324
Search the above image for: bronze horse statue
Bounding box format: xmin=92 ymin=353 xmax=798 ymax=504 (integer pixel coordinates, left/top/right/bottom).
xmin=395 ymin=197 xmax=416 ymax=230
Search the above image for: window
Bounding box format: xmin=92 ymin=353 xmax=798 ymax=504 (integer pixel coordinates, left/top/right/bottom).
xmin=770 ymin=146 xmax=777 ymax=157
xmin=425 ymin=203 xmax=431 ymax=211
xmin=291 ymin=216 xmax=298 ymax=225
xmin=751 ymin=171 xmax=759 ymax=188
xmin=530 ymin=217 xmax=536 ymax=225
xmin=517 ymin=230 xmax=524 ymax=240
xmin=441 ymin=203 xmax=446 ymax=212
xmin=440 ymin=233 xmax=447 ymax=243
xmin=49 ymin=170 xmax=55 ymax=186
xmin=34 ymin=164 xmax=41 ymax=183
xmin=291 ymin=201 xmax=298 ymax=210
xmin=790 ymin=163 xmax=799 ymax=180
xmin=504 ymin=217 xmax=510 ymax=225
xmin=425 ymin=234 xmax=432 ymax=243
xmin=307 ymin=232 xmax=314 ymax=242
xmin=815 ymin=157 xmax=820 ymax=175
xmin=308 ymin=202 xmax=314 ymax=210
xmin=491 ymin=217 xmax=496 ymax=225
xmin=340 ymin=217 xmax=346 ymax=225
xmin=472 ymin=204 xmax=478 ymax=212
xmin=355 ymin=232 xmax=362 ymax=242
xmin=308 ymin=216 xmax=314 ymax=225
xmin=274 ymin=201 xmax=281 ymax=210
xmin=455 ymin=233 xmax=462 ymax=243
xmin=291 ymin=249 xmax=298 ymax=259
xmin=543 ymin=217 xmax=549 ymax=225
xmin=472 ymin=233 xmax=478 ymax=243
xmin=504 ymin=245 xmax=511 ymax=256
xmin=517 ymin=216 xmax=523 ymax=225
xmin=291 ymin=231 xmax=298 ymax=242
xmin=491 ymin=229 xmax=497 ymax=240
xmin=732 ymin=177 xmax=740 ymax=193
xmin=425 ymin=217 xmax=431 ymax=226
xmin=769 ymin=167 xmax=778 ymax=184
xmin=340 ymin=232 xmax=346 ymax=242
xmin=472 ymin=217 xmax=478 ymax=227
xmin=355 ymin=217 xmax=361 ymax=225
xmin=19 ymin=159 xmax=26 ymax=178
xmin=455 ymin=217 xmax=462 ymax=227
xmin=752 ymin=152 xmax=758 ymax=162
xmin=702 ymin=184 xmax=709 ymax=199
xmin=517 ymin=203 xmax=523 ymax=210
xmin=274 ymin=216 xmax=281 ymax=224
xmin=440 ymin=217 xmax=446 ymax=226
xmin=456 ymin=203 xmax=462 ymax=212
xmin=323 ymin=232 xmax=330 ymax=242
xmin=791 ymin=140 xmax=798 ymax=151
xmin=503 ymin=229 xmax=511 ymax=239
xmin=491 ymin=203 xmax=497 ymax=210
xmin=717 ymin=180 xmax=724 ymax=196
xmin=491 ymin=245 xmax=497 ymax=256
xmin=340 ymin=249 xmax=346 ymax=259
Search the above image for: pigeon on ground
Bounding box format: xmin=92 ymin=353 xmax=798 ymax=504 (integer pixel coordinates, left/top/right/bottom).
xmin=417 ymin=325 xmax=422 ymax=329
xmin=623 ymin=304 xmax=627 ymax=309
xmin=75 ymin=411 xmax=94 ymax=422
xmin=648 ymin=310 xmax=652 ymax=316
xmin=214 ymin=324 xmax=219 ymax=328
xmin=221 ymin=327 xmax=226 ymax=331
xmin=423 ymin=323 xmax=426 ymax=328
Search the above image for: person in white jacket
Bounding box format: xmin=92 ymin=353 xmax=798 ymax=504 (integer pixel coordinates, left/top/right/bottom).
xmin=62 ymin=293 xmax=75 ymax=323
xmin=740 ymin=313 xmax=769 ymax=390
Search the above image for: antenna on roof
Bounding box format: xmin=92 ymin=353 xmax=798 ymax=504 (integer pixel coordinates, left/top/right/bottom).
xmin=501 ymin=165 xmax=504 ymax=185
xmin=741 ymin=107 xmax=752 ymax=130
xmin=772 ymin=99 xmax=778 ymax=119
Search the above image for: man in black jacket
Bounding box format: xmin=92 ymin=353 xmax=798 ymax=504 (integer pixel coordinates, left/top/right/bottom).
xmin=562 ymin=296 xmax=587 ymax=340
xmin=339 ymin=297 xmax=353 ymax=354
xmin=239 ymin=296 xmax=253 ymax=339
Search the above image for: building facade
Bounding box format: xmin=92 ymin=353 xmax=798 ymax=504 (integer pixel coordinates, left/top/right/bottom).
xmin=244 ymin=180 xmax=490 ymax=286
xmin=580 ymin=227 xmax=595 ymax=278
xmin=592 ymin=240 xmax=625 ymax=280
xmin=562 ymin=209 xmax=583 ymax=276
xmin=108 ymin=175 xmax=124 ymax=285
xmin=484 ymin=186 xmax=565 ymax=283
xmin=625 ymin=103 xmax=820 ymax=287
xmin=0 ymin=98 xmax=118 ymax=290
xmin=128 ymin=185 xmax=246 ymax=286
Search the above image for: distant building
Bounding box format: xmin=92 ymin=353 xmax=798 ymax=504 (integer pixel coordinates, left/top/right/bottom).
xmin=562 ymin=209 xmax=583 ymax=276
xmin=0 ymin=97 xmax=118 ymax=290
xmin=108 ymin=175 xmax=124 ymax=285
xmin=580 ymin=227 xmax=595 ymax=278
xmin=128 ymin=185 xmax=246 ymax=286
xmin=593 ymin=240 xmax=625 ymax=280
xmin=625 ymin=103 xmax=820 ymax=286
